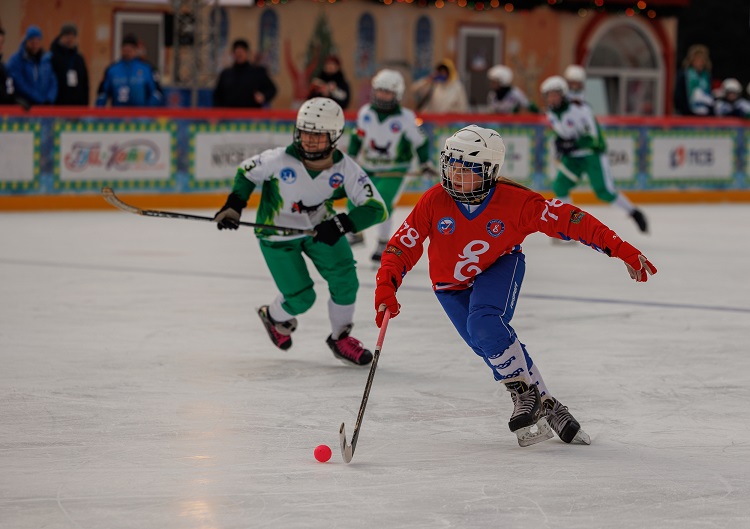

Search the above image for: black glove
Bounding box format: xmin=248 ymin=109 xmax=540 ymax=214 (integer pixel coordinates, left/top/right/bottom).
xmin=555 ymin=137 xmax=577 ymax=156
xmin=313 ymin=213 xmax=354 ymax=246
xmin=214 ymin=193 xmax=246 ymax=230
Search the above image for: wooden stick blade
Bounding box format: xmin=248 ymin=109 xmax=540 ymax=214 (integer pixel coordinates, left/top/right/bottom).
xmin=339 ymin=422 xmax=354 ymax=463
xmin=101 ymin=187 xmax=143 ymax=215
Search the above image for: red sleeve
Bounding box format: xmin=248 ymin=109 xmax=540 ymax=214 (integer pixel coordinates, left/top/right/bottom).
xmin=518 ymin=194 xmax=624 ymax=255
xmin=378 ymin=189 xmax=435 ymax=288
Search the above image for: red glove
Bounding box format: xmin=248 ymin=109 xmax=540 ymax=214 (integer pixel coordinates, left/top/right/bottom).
xmin=375 ymin=268 xmax=401 ymax=327
xmin=611 ymin=240 xmax=657 ymax=282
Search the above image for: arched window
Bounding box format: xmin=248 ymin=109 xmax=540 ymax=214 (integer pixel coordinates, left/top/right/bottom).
xmin=584 ymin=19 xmax=664 ymax=115
xmin=356 ymin=14 xmax=376 ymax=79
xmin=414 ymin=17 xmax=433 ymax=82
xmin=259 ymin=10 xmax=279 ymax=74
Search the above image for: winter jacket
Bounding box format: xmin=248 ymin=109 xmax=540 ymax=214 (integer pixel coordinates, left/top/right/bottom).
xmin=0 ymin=55 xmax=16 ymax=105
xmin=307 ymin=69 xmax=350 ymax=109
xmin=48 ymin=36 xmax=90 ymax=106
xmin=6 ymin=36 xmax=57 ymax=104
xmin=213 ymin=62 xmax=277 ymax=108
xmin=96 ymin=58 xmax=162 ymax=107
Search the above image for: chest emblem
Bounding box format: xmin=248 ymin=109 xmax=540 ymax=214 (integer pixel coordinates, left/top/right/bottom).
xmin=437 ymin=217 xmax=456 ymax=235
xmin=279 ymin=167 xmax=296 ymax=183
xmin=486 ymin=219 xmax=505 ymax=238
xmin=329 ymin=172 xmax=344 ymax=188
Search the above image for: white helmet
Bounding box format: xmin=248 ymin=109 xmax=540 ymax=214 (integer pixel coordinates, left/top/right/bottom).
xmin=564 ymin=65 xmax=586 ymax=83
xmin=371 ymin=69 xmax=405 ymax=110
xmin=540 ymin=75 xmax=569 ymax=95
xmin=440 ymin=125 xmax=506 ymax=203
xmin=487 ymin=65 xmax=513 ymax=86
xmin=294 ymin=97 xmax=345 ymax=160
xmin=722 ymin=78 xmax=742 ymax=94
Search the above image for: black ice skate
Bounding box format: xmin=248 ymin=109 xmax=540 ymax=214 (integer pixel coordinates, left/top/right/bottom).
xmin=631 ymin=208 xmax=649 ymax=233
xmin=543 ymin=397 xmax=591 ymax=445
xmin=326 ymin=325 xmax=373 ymax=366
xmin=505 ymin=381 xmax=554 ymax=447
xmin=257 ymin=305 xmax=297 ymax=351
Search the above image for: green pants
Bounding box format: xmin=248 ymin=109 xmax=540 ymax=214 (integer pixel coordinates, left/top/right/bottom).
xmin=259 ymin=236 xmax=358 ymax=316
xmin=553 ymin=153 xmax=618 ymax=203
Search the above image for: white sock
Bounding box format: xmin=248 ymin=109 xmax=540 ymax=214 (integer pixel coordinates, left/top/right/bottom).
xmin=613 ymin=193 xmax=635 ymax=214
xmin=489 ymin=339 xmax=533 ymax=385
xmin=527 ymin=360 xmax=551 ymax=401
xmin=377 ymin=216 xmax=394 ymax=242
xmin=269 ymin=296 xmax=295 ymax=323
xmin=328 ymin=299 xmax=355 ymax=339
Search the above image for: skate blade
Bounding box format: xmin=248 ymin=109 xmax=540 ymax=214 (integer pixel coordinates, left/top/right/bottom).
xmin=516 ymin=417 xmax=554 ymax=447
xmin=572 ymin=428 xmax=591 ymax=445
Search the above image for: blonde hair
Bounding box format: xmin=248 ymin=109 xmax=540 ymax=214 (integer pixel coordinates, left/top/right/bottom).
xmin=683 ymin=44 xmax=712 ymax=71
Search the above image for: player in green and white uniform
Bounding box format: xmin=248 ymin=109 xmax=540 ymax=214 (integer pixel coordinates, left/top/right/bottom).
xmin=214 ymin=97 xmax=387 ymax=366
xmin=541 ymin=76 xmax=648 ymax=234
xmin=347 ymin=69 xmax=437 ymax=262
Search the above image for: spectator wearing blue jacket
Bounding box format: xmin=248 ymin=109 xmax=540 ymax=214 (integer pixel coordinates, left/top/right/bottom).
xmin=6 ymin=25 xmax=58 ymax=106
xmin=96 ymin=34 xmax=162 ymax=107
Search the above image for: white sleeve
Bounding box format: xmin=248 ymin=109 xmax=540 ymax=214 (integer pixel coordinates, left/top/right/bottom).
xmin=343 ymin=158 xmax=386 ymax=208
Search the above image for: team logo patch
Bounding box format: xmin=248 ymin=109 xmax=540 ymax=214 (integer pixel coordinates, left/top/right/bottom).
xmin=390 ymin=121 xmax=402 ymax=133
xmin=329 ymin=172 xmax=344 ymax=188
xmin=279 ymin=168 xmax=296 ymax=183
xmin=385 ymin=245 xmax=402 ymax=256
xmin=437 ymin=216 xmax=456 ymax=235
xmin=570 ymin=211 xmax=586 ymax=224
xmin=486 ymin=219 xmax=505 ymax=237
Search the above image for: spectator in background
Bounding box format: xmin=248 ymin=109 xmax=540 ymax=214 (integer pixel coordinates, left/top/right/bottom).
xmin=411 ymin=59 xmax=468 ymax=113
xmin=213 ymin=39 xmax=277 ymax=108
xmin=0 ymin=27 xmax=17 ymax=105
xmin=485 ymin=64 xmax=538 ymax=114
xmin=49 ymin=24 xmax=89 ymax=106
xmin=6 ymin=25 xmax=57 ymax=106
xmin=307 ymin=55 xmax=350 ymax=109
xmin=96 ymin=34 xmax=162 ymax=107
xmin=674 ymin=44 xmax=713 ymax=116
xmin=714 ymin=78 xmax=750 ymax=118
xmin=563 ymin=64 xmax=587 ymax=104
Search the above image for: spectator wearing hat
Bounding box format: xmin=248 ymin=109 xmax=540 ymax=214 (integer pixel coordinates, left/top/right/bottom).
xmin=96 ymin=33 xmax=162 ymax=107
xmin=6 ymin=25 xmax=57 ymax=106
xmin=306 ymin=55 xmax=350 ymax=109
xmin=213 ymin=39 xmax=277 ymax=108
xmin=0 ymin=27 xmax=17 ymax=105
xmin=714 ymin=78 xmax=750 ymax=118
xmin=49 ymin=23 xmax=89 ymax=106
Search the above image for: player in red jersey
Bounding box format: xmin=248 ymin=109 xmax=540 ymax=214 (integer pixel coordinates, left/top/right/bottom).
xmin=374 ymin=125 xmax=657 ymax=447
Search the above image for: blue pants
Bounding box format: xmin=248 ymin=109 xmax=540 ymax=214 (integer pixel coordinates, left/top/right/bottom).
xmin=435 ymin=252 xmax=534 ymax=382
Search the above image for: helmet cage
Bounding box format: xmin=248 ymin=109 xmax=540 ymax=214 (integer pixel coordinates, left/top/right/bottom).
xmin=440 ymin=152 xmax=500 ymax=203
xmin=293 ymin=97 xmax=345 ymax=161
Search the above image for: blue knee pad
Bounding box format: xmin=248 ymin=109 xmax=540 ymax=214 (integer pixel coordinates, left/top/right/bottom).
xmin=466 ymin=306 xmax=516 ymax=359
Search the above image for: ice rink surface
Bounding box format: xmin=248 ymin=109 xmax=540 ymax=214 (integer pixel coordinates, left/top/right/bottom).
xmin=1 ymin=202 xmax=749 ymax=528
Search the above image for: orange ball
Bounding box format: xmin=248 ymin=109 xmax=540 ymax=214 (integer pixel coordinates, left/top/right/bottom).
xmin=314 ymin=444 xmax=332 ymax=463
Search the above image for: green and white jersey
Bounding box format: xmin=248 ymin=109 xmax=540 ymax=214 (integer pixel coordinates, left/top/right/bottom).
xmin=230 ymin=145 xmax=387 ymax=242
xmin=348 ymin=105 xmax=429 ymax=176
xmin=545 ymin=100 xmax=606 ymax=156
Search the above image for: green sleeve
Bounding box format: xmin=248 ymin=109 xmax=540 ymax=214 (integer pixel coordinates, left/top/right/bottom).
xmin=230 ymin=167 xmax=257 ymax=202
xmin=348 ymin=133 xmax=363 ymax=157
xmin=348 ymin=199 xmax=388 ymax=232
xmin=415 ymin=138 xmax=430 ymax=164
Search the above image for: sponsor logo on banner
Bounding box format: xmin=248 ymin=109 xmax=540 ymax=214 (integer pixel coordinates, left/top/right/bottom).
xmin=194 ymin=132 xmax=289 ymax=181
xmin=0 ymin=132 xmax=35 ymax=184
xmin=651 ymin=136 xmax=733 ymax=180
xmin=60 ymin=132 xmax=170 ymax=181
xmin=498 ymin=136 xmax=530 ymax=180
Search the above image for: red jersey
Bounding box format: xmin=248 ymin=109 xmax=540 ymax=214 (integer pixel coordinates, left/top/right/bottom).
xmin=381 ymin=181 xmax=625 ymax=291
